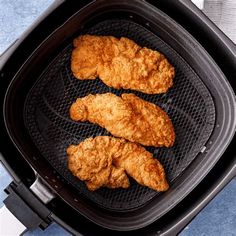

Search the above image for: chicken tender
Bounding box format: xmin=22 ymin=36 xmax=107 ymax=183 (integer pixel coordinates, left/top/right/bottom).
xmin=71 ymin=35 xmax=175 ymax=94
xmin=70 ymin=93 xmax=175 ymax=147
xmin=67 ymin=136 xmax=169 ymax=191
xmin=67 ymin=137 xmax=129 ymax=191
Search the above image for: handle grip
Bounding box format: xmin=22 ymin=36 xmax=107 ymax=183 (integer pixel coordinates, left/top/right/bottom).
xmin=0 ymin=181 xmax=53 ymax=235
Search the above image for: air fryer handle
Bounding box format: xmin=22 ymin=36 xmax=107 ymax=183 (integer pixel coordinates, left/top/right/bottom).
xmin=0 ymin=182 xmax=52 ymax=235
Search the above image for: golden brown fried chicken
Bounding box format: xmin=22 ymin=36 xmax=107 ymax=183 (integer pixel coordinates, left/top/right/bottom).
xmin=67 ymin=136 xmax=169 ymax=191
xmin=70 ymin=93 xmax=175 ymax=147
xmin=67 ymin=137 xmax=129 ymax=191
xmin=71 ymin=35 xmax=175 ymax=94
xmin=105 ymin=166 xmax=130 ymax=189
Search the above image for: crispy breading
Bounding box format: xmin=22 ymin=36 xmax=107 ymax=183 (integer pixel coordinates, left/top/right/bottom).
xmin=70 ymin=93 xmax=175 ymax=147
xmin=105 ymin=166 xmax=130 ymax=189
xmin=67 ymin=137 xmax=129 ymax=191
xmin=67 ymin=136 xmax=169 ymax=191
xmin=71 ymin=35 xmax=175 ymax=94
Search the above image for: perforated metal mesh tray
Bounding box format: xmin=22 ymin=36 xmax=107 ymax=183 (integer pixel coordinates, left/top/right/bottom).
xmin=24 ymin=19 xmax=215 ymax=211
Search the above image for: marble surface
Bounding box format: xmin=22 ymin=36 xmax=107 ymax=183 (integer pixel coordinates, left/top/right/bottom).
xmin=0 ymin=0 xmax=235 ymax=235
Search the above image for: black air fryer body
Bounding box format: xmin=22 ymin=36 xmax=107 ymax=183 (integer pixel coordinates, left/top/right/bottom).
xmin=0 ymin=1 xmax=235 ymax=235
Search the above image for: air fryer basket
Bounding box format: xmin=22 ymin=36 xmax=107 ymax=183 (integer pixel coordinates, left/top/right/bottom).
xmin=24 ymin=19 xmax=215 ymax=211
xmin=3 ymin=0 xmax=236 ymax=231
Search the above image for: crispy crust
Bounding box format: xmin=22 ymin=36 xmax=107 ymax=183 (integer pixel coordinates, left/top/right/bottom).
xmin=70 ymin=93 xmax=175 ymax=147
xmin=71 ymin=35 xmax=175 ymax=94
xmin=67 ymin=136 xmax=169 ymax=191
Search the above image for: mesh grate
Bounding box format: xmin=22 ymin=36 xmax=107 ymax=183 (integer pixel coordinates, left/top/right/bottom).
xmin=24 ymin=20 xmax=215 ymax=211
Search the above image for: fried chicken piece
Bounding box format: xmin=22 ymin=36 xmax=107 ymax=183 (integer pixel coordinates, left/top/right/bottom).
xmin=67 ymin=137 xmax=129 ymax=191
xmin=71 ymin=35 xmax=175 ymax=94
xmin=111 ymin=139 xmax=169 ymax=192
xmin=70 ymin=93 xmax=175 ymax=147
xmin=67 ymin=136 xmax=169 ymax=191
xmin=105 ymin=166 xmax=130 ymax=189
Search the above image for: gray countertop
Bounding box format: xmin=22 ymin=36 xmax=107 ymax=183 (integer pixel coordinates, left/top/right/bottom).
xmin=0 ymin=0 xmax=235 ymax=235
